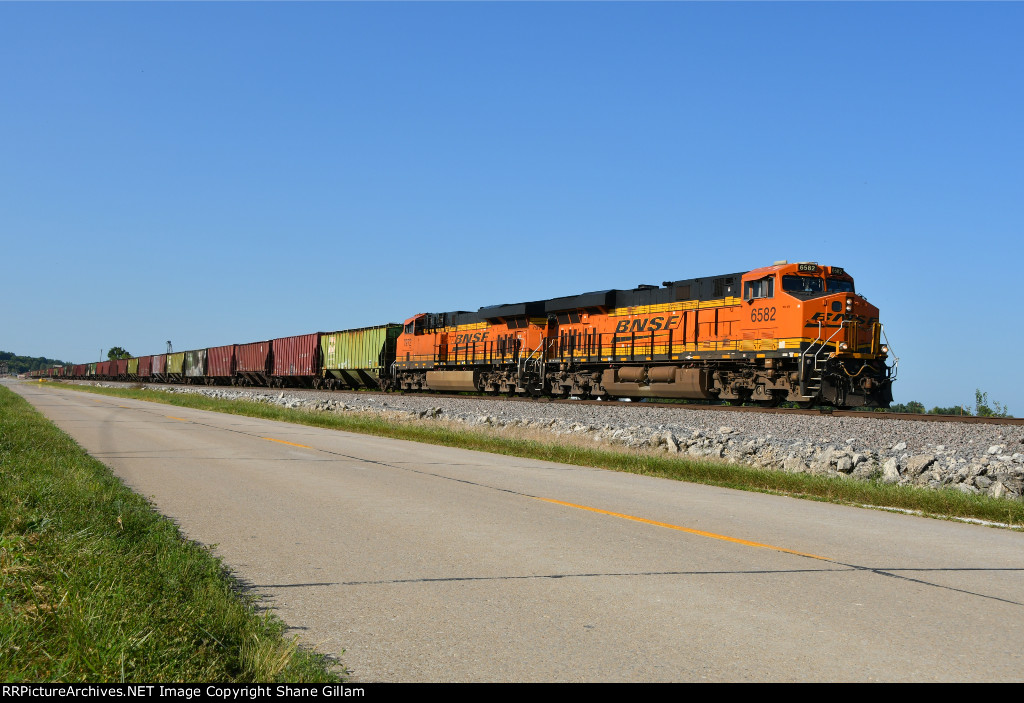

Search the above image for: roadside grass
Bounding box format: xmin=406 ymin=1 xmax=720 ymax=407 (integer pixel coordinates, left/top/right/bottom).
xmin=0 ymin=385 xmax=342 ymax=682
xmin=47 ymin=381 xmax=1024 ymax=528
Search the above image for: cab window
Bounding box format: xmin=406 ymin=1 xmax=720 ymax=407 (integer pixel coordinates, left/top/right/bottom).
xmin=744 ymin=276 xmax=774 ymax=300
xmin=826 ymin=277 xmax=854 ymax=293
xmin=782 ymin=275 xmax=823 ymax=294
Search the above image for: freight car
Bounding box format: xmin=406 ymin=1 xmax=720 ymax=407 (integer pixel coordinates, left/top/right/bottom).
xmin=36 ymin=261 xmax=895 ymax=408
xmin=47 ymin=324 xmax=402 ymax=390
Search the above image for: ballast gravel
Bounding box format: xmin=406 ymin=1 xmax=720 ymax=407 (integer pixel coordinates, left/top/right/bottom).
xmin=82 ymin=382 xmax=1024 ymax=500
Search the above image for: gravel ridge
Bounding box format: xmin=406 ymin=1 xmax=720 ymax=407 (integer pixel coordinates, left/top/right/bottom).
xmin=83 ymin=382 xmax=1024 ymax=500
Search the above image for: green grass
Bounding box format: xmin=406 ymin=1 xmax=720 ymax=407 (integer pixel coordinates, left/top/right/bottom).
xmin=0 ymin=384 xmax=343 ymax=682
xmin=46 ymin=381 xmax=1024 ymax=529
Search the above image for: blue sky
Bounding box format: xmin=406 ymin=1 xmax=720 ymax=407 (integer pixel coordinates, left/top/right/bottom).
xmin=3 ymin=3 xmax=1021 ymax=413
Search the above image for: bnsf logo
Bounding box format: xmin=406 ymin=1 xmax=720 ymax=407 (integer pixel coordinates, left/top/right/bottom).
xmin=454 ymin=332 xmax=488 ymax=344
xmin=807 ymin=313 xmax=877 ymax=325
xmin=613 ymin=316 xmax=681 ymax=333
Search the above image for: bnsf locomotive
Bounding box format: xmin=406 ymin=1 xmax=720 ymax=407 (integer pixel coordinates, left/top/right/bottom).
xmin=35 ymin=261 xmax=894 ymax=408
xmin=393 ymin=260 xmax=893 ymax=408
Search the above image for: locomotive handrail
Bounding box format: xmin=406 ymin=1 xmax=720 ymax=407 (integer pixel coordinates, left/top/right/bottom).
xmin=799 ymin=319 xmax=844 ymax=398
xmin=881 ymin=324 xmax=899 ymax=380
xmin=819 ymin=319 xmax=845 ymax=357
xmin=524 ymin=339 xmax=547 ymax=364
xmin=810 ymin=319 xmax=845 ymax=392
xmin=799 ymin=321 xmax=824 ymax=393
xmin=516 ymin=338 xmax=556 ymax=392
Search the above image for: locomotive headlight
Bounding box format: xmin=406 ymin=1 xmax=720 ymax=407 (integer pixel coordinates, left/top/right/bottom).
xmin=845 ymin=297 xmax=853 ymax=311
xmin=881 ymin=345 xmax=889 ymax=353
xmin=839 ymin=342 xmax=849 ymax=351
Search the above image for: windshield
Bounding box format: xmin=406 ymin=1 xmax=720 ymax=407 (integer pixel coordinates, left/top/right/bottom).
xmin=826 ymin=277 xmax=854 ymax=293
xmin=782 ymin=275 xmax=823 ymax=294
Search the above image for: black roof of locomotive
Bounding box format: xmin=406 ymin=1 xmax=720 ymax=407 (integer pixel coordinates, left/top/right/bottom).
xmin=431 ymin=271 xmax=746 ymax=325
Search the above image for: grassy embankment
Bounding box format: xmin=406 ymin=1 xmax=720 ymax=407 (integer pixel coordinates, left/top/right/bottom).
xmin=0 ymin=384 xmax=342 ymax=682
xmin=49 ymin=381 xmax=1024 ymax=528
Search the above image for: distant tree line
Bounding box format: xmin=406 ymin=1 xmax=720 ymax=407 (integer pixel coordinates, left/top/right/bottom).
xmin=0 ymin=351 xmax=73 ymax=374
xmin=757 ymin=388 xmax=1011 ymax=417
xmin=0 ymin=346 xmax=134 ymax=374
xmin=886 ymin=389 xmax=1011 ymax=418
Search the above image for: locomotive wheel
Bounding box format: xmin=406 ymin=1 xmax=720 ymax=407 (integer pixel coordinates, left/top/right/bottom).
xmin=756 ymin=393 xmax=785 ymax=408
xmin=724 ymin=391 xmax=753 ymax=407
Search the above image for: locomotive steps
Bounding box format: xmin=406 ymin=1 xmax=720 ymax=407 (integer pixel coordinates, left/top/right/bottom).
xmin=52 ymin=381 xmax=1024 ymax=526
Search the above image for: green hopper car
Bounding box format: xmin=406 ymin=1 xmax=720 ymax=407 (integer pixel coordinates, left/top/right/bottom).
xmin=318 ymin=324 xmax=401 ymax=390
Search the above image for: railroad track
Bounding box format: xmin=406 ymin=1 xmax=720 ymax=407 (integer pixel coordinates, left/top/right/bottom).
xmin=386 ymin=392 xmax=1022 ymax=425
xmin=73 ymin=380 xmax=1022 ymax=426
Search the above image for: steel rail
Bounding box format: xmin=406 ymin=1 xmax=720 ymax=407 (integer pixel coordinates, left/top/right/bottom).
xmin=60 ymin=380 xmax=1023 ymax=426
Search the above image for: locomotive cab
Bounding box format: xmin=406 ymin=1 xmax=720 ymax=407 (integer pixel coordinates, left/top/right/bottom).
xmin=741 ymin=262 xmax=893 ymax=407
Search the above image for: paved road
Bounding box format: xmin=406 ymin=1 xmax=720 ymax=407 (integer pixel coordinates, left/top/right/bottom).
xmin=10 ymin=380 xmax=1024 ymax=682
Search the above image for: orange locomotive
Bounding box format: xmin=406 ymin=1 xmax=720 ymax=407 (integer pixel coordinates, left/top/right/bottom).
xmin=392 ymin=261 xmax=894 ymax=408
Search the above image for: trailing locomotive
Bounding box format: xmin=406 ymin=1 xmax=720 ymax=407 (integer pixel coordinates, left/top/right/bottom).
xmin=33 ymin=261 xmax=895 ymax=408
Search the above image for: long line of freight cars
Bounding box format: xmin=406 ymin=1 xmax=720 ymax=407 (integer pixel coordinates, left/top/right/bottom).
xmin=29 ymin=324 xmax=402 ymax=390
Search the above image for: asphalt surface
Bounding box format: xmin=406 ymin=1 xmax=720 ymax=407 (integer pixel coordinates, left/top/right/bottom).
xmin=10 ymin=380 xmax=1024 ymax=682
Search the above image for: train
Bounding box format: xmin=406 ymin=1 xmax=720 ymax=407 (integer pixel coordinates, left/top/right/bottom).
xmin=30 ymin=260 xmax=896 ymax=408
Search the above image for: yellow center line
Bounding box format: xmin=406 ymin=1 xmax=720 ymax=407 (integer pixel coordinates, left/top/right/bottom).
xmin=118 ymin=405 xmax=131 ymax=408
xmin=262 ymin=437 xmax=313 ymax=449
xmin=533 ymin=497 xmax=830 ymax=561
xmin=165 ymin=416 xmax=189 ymax=422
